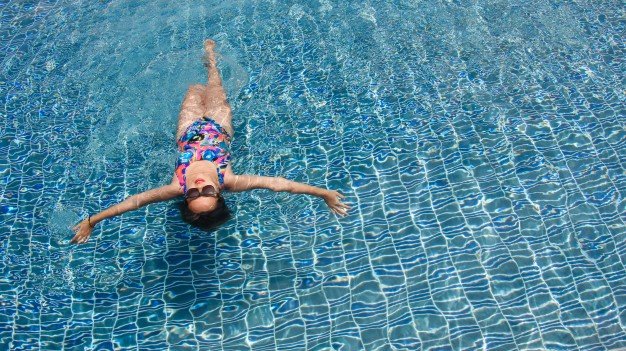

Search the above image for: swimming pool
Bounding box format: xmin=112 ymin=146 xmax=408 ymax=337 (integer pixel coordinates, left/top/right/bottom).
xmin=2 ymin=0 xmax=625 ymax=349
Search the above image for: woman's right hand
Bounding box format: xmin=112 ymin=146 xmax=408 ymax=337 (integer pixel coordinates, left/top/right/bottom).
xmin=70 ymin=219 xmax=93 ymax=244
xmin=323 ymin=190 xmax=351 ymax=217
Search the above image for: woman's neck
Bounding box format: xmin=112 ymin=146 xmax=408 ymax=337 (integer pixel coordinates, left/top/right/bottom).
xmin=185 ymin=160 xmax=219 ymax=187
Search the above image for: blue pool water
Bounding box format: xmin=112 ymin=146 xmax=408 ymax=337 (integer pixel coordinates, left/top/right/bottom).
xmin=2 ymin=0 xmax=626 ymax=349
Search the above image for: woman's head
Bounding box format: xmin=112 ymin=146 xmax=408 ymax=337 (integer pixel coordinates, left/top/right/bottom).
xmin=185 ymin=185 xmax=221 ymax=213
xmin=179 ymin=195 xmax=230 ymax=229
xmin=184 ymin=168 xmax=221 ymax=213
xmin=181 ymin=161 xmax=229 ymax=228
xmin=183 ymin=163 xmax=224 ymax=211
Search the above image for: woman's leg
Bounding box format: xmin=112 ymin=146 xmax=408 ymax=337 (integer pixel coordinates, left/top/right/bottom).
xmin=176 ymin=84 xmax=207 ymax=139
xmin=202 ymin=39 xmax=234 ymax=136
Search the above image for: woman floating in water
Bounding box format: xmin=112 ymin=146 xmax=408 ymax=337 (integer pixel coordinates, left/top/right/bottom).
xmin=71 ymin=40 xmax=350 ymax=244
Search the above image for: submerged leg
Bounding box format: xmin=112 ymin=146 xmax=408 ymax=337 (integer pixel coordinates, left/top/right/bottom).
xmin=176 ymin=84 xmax=207 ymax=139
xmin=203 ymin=39 xmax=234 ymax=136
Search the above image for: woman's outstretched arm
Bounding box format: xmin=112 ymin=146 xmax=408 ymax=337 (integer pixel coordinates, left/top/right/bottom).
xmin=70 ymin=179 xmax=182 ymax=244
xmin=225 ymin=174 xmax=351 ymax=216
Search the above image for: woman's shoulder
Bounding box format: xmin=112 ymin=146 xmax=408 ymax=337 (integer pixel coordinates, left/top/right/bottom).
xmin=169 ymin=175 xmax=184 ymax=195
xmin=221 ymin=167 xmax=237 ymax=190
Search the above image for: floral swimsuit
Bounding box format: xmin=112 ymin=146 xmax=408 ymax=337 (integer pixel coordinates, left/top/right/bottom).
xmin=175 ymin=117 xmax=231 ymax=192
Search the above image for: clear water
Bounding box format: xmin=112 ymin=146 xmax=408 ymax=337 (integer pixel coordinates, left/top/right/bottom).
xmin=2 ymin=0 xmax=625 ymax=350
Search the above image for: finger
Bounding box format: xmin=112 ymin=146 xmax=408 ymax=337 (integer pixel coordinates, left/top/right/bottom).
xmin=333 ymin=206 xmax=347 ymax=216
xmin=336 ymin=192 xmax=345 ymax=199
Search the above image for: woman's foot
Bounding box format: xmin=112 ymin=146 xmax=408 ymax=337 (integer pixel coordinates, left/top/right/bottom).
xmin=204 ymin=39 xmax=216 ymax=52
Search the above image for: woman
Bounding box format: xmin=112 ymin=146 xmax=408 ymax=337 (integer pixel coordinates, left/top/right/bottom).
xmin=70 ymin=40 xmax=350 ymax=244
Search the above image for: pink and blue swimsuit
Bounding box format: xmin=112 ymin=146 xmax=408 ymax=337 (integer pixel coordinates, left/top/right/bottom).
xmin=175 ymin=117 xmax=231 ymax=192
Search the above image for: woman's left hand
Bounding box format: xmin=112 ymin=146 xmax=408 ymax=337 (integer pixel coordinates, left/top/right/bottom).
xmin=70 ymin=219 xmax=94 ymax=244
xmin=323 ymin=190 xmax=351 ymax=217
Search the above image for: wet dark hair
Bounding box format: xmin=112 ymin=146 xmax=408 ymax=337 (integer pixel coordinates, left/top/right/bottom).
xmin=179 ymin=195 xmax=231 ymax=229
